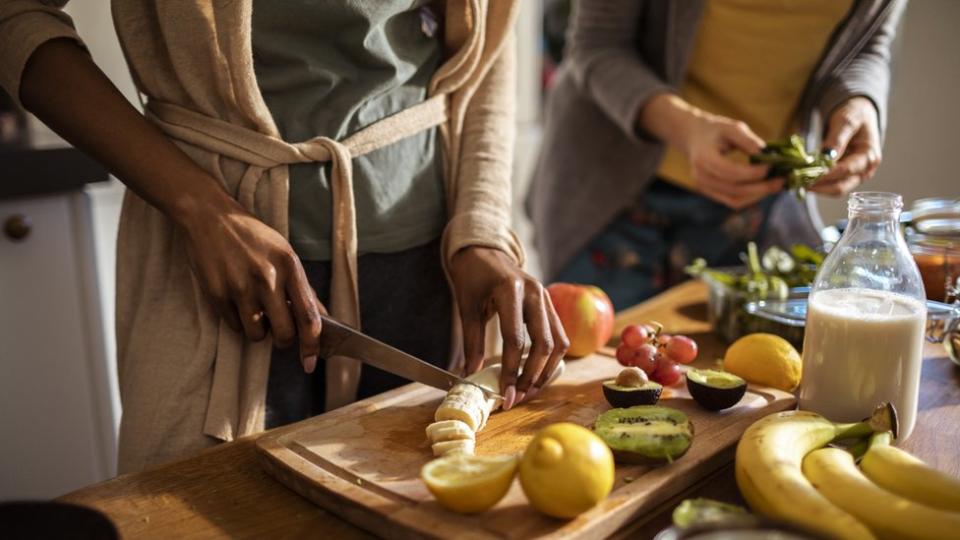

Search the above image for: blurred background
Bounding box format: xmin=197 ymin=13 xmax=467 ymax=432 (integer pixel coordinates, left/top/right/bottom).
xmin=1 ymin=1 xmax=956 ymax=499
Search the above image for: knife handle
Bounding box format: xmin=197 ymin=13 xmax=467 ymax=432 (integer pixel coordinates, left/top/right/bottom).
xmin=317 ymin=314 xmax=354 ymax=358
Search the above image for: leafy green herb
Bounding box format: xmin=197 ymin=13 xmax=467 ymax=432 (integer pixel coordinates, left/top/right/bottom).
xmin=750 ymin=135 xmax=836 ymax=199
xmin=685 ymin=243 xmax=822 ymax=301
xmin=686 ymin=243 xmax=822 ymax=346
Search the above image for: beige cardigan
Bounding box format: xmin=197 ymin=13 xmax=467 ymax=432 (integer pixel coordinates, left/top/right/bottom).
xmin=0 ymin=0 xmax=522 ymax=472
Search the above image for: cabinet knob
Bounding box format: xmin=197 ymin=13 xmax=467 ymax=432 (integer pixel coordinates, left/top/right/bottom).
xmin=4 ymin=214 xmax=31 ymax=241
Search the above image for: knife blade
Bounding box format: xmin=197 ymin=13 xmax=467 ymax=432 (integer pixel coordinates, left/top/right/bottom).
xmin=317 ymin=315 xmax=502 ymax=400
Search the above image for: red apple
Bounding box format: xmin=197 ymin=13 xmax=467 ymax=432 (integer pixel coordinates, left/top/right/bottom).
xmin=546 ymin=283 xmax=615 ymax=358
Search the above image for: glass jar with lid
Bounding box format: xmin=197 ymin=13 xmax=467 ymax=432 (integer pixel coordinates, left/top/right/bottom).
xmin=905 ymin=197 xmax=960 ymax=302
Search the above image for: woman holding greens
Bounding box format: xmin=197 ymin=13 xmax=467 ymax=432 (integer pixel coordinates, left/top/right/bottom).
xmin=1 ymin=0 xmax=566 ymax=472
xmin=528 ymin=0 xmax=905 ymax=310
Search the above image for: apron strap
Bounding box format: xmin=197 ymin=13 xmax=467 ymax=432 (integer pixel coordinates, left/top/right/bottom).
xmin=145 ymin=94 xmax=448 ymax=414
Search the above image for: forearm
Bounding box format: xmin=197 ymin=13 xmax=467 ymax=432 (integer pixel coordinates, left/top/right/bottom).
xmin=19 ymin=38 xmax=237 ymax=226
xmin=637 ymin=93 xmax=708 ymax=153
xmin=818 ymin=0 xmax=906 ymax=140
xmin=445 ymin=32 xmax=523 ymax=266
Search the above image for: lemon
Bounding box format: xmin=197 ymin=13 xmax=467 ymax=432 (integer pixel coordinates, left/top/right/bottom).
xmin=723 ymin=333 xmax=802 ymax=391
xmin=519 ymin=423 xmax=615 ymax=518
xmin=421 ymin=453 xmax=518 ymax=513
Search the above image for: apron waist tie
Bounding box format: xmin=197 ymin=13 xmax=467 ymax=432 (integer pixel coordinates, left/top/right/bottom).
xmin=146 ymin=94 xmax=447 ymax=417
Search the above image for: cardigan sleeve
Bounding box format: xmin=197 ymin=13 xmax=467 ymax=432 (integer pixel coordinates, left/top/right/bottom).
xmin=442 ymin=30 xmax=524 ymax=268
xmin=817 ymin=0 xmax=907 ymax=139
xmin=565 ymin=0 xmax=673 ymax=140
xmin=0 ymin=0 xmax=85 ymax=107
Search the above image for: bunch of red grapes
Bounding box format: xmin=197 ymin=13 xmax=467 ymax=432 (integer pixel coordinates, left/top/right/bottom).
xmin=615 ymin=321 xmax=698 ymax=386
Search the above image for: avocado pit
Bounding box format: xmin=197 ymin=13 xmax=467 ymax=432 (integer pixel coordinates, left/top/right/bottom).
xmin=602 ymin=367 xmax=662 ymax=407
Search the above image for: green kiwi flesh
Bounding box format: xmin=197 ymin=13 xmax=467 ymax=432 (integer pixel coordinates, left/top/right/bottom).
xmin=593 ymin=406 xmax=694 ymax=465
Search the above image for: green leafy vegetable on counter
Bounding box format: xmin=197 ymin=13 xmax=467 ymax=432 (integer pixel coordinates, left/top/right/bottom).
xmin=685 ymin=242 xmax=823 ymax=302
xmin=672 ymin=498 xmax=749 ymax=529
xmin=750 ymin=135 xmax=836 ymax=200
xmin=686 ymin=243 xmax=822 ymax=346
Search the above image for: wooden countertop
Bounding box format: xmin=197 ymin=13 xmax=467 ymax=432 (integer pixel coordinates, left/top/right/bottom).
xmin=58 ymin=281 xmax=960 ymax=539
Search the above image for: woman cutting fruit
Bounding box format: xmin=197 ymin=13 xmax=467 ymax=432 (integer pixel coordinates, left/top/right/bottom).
xmin=528 ymin=0 xmax=906 ymax=309
xmin=0 ymin=1 xmax=567 ymax=472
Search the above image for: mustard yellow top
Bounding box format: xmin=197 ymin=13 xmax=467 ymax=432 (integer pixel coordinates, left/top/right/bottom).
xmin=658 ymin=0 xmax=853 ymax=190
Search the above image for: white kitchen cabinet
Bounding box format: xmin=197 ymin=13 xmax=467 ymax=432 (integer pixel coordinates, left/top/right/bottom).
xmin=0 ymin=190 xmax=117 ymax=499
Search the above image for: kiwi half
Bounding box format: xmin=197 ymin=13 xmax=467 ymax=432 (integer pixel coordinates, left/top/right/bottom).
xmin=602 ymin=380 xmax=662 ymax=408
xmin=686 ymin=369 xmax=747 ymax=411
xmin=593 ymin=406 xmax=694 ymax=465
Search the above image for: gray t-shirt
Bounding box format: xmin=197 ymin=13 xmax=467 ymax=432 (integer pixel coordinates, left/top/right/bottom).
xmin=252 ymin=0 xmax=445 ymax=261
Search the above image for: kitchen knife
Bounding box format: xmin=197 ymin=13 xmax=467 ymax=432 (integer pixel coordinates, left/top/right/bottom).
xmin=317 ymin=315 xmax=502 ymax=400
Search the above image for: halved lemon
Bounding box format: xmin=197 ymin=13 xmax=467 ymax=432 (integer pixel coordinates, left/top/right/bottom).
xmin=421 ymin=453 xmax=518 ymax=513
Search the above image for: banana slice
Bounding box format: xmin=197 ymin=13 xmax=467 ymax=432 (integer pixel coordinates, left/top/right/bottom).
xmin=431 ymin=439 xmax=475 ymax=457
xmin=426 ymin=420 xmax=475 ymax=442
xmin=427 ymin=360 xmax=567 ymax=455
xmin=435 ymin=400 xmax=484 ymax=431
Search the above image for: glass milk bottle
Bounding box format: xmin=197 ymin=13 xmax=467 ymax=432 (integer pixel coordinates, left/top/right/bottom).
xmin=800 ymin=192 xmax=926 ymax=439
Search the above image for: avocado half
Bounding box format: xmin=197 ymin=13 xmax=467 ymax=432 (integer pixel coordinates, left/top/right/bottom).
xmin=602 ymin=380 xmax=663 ymax=408
xmin=686 ymin=368 xmax=747 ymax=411
xmin=593 ymin=406 xmax=694 ymax=465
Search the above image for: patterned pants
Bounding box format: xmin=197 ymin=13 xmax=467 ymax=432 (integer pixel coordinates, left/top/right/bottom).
xmin=555 ymin=179 xmax=778 ymax=311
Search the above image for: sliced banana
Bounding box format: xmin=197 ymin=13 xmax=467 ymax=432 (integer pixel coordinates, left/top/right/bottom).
xmin=426 ymin=420 xmax=475 ymax=442
xmin=431 ymin=439 xmax=475 ymax=457
xmin=427 ymin=360 xmax=566 ymax=455
xmin=435 ymin=398 xmax=484 ymax=431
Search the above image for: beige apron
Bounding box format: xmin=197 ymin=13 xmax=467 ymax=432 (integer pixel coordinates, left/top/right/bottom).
xmin=146 ymin=94 xmax=449 ymax=411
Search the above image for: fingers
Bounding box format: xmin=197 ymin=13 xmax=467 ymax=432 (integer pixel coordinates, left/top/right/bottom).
xmin=810 ymin=174 xmax=863 ymax=196
xmin=721 ymin=120 xmax=765 ymax=155
xmin=496 ymin=278 xmax=525 ymax=410
xmin=235 ymin=294 xmax=267 ymax=341
xmin=822 ymin=104 xmax=860 ymax=159
xmin=818 ymin=144 xmax=881 ymax=184
xmin=461 ymin=314 xmax=487 ymax=376
xmin=205 ymin=275 xmax=243 ymax=332
xmin=532 ymin=293 xmax=569 ymax=394
xmin=698 ymin=150 xmax=769 ymax=183
xmin=285 ymin=256 xmax=323 ymax=374
xmin=515 ymin=282 xmax=553 ymax=397
xmin=696 ymin=169 xmax=784 ymax=209
xmin=260 ymin=278 xmax=297 ymax=348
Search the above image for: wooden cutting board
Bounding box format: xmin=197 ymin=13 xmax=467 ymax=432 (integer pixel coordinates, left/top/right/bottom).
xmin=257 ymin=353 xmax=795 ymax=540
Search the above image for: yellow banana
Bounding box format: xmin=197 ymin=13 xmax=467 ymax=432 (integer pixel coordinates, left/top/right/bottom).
xmin=735 ymin=409 xmax=886 ymax=540
xmin=733 ymin=461 xmax=774 ymax=517
xmin=804 ymin=447 xmax=960 ymax=540
xmin=860 ymin=433 xmax=960 ymax=513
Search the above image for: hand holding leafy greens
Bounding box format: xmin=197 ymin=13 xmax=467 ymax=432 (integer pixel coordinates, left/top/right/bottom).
xmin=750 ymin=135 xmax=836 ymax=199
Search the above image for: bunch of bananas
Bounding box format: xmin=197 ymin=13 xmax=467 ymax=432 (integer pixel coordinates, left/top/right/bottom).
xmin=736 ymin=404 xmax=960 ymax=539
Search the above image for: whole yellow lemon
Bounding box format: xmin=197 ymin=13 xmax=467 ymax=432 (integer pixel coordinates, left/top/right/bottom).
xmin=519 ymin=423 xmax=615 ymax=518
xmin=724 ymin=333 xmax=802 ymax=391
